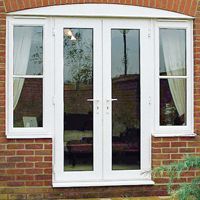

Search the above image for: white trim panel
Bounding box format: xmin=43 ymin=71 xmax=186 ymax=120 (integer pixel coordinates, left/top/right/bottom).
xmin=8 ymin=4 xmax=193 ymax=19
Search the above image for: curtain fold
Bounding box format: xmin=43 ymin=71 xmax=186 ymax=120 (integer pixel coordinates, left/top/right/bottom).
xmin=13 ymin=27 xmax=33 ymax=110
xmin=160 ymin=29 xmax=186 ymax=117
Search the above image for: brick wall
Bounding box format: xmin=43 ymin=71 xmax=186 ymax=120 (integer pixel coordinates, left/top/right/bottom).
xmin=0 ymin=0 xmax=200 ymax=199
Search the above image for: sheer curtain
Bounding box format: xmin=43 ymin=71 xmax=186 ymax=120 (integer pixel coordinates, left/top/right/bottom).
xmin=160 ymin=29 xmax=186 ymax=117
xmin=13 ymin=27 xmax=33 ymax=110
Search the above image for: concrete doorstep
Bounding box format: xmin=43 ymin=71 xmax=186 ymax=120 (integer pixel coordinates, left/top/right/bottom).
xmin=76 ymin=197 xmax=171 ymax=200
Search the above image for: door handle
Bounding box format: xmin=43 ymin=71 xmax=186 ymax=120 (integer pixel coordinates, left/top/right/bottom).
xmin=87 ymin=99 xmax=100 ymax=102
xmin=87 ymin=99 xmax=100 ymax=114
xmin=106 ymin=98 xmax=118 ymax=114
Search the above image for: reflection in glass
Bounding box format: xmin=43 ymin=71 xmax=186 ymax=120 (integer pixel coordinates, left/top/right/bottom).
xmin=13 ymin=78 xmax=43 ymax=127
xmin=63 ymin=28 xmax=93 ymax=171
xmin=160 ymin=79 xmax=186 ymax=126
xmin=14 ymin=26 xmax=43 ymax=75
xmin=111 ymin=29 xmax=140 ymax=170
xmin=160 ymin=29 xmax=186 ymax=76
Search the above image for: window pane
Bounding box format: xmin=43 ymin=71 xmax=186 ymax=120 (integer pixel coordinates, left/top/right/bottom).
xmin=14 ymin=26 xmax=43 ymax=75
xmin=160 ymin=79 xmax=186 ymax=126
xmin=63 ymin=28 xmax=93 ymax=171
xmin=111 ymin=29 xmax=140 ymax=170
xmin=13 ymin=78 xmax=43 ymax=127
xmin=160 ymin=29 xmax=186 ymax=76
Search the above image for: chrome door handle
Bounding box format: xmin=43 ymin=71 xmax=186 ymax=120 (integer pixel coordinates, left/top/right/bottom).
xmin=106 ymin=98 xmax=118 ymax=114
xmin=87 ymin=99 xmax=100 ymax=102
xmin=87 ymin=99 xmax=100 ymax=114
xmin=106 ymin=98 xmax=118 ymax=103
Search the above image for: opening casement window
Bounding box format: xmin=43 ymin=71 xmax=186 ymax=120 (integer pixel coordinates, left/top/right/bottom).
xmin=6 ymin=18 xmax=53 ymax=138
xmin=6 ymin=4 xmax=195 ymax=187
xmin=154 ymin=21 xmax=194 ymax=137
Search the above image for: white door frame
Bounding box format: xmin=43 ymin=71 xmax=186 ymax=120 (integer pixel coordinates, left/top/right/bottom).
xmin=53 ymin=17 xmax=153 ymax=186
xmin=103 ymin=19 xmax=152 ymax=181
xmin=54 ymin=18 xmax=103 ymax=182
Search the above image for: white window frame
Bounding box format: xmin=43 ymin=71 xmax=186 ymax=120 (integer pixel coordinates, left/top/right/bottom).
xmin=6 ymin=17 xmax=54 ymax=138
xmin=153 ymin=20 xmax=195 ymax=137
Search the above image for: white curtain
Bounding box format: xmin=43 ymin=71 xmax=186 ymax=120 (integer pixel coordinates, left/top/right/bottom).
xmin=13 ymin=27 xmax=33 ymax=110
xmin=160 ymin=30 xmax=186 ymax=117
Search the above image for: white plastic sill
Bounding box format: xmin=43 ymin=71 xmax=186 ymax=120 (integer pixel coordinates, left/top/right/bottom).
xmin=152 ymin=133 xmax=197 ymax=137
xmin=6 ymin=133 xmax=53 ymax=139
xmin=53 ymin=180 xmax=155 ymax=187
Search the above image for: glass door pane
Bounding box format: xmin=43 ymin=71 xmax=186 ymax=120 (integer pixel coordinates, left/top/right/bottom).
xmin=103 ymin=19 xmax=151 ymax=181
xmin=111 ymin=29 xmax=140 ymax=170
xmin=63 ymin=28 xmax=93 ymax=171
xmin=54 ymin=18 xmax=102 ymax=183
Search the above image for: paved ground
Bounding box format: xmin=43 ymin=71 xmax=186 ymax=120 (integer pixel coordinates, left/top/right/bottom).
xmin=75 ymin=197 xmax=171 ymax=200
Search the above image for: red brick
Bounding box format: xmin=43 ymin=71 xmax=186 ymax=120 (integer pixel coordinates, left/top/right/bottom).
xmin=44 ymin=144 xmax=52 ymax=149
xmin=25 ymin=156 xmax=43 ymax=162
xmin=153 ymin=154 xmax=170 ymax=159
xmin=0 ymin=175 xmax=15 ymax=181
xmin=44 ymin=168 xmax=52 ymax=174
xmin=35 ymin=174 xmax=51 ymax=180
xmin=35 ymin=139 xmax=52 ymax=143
xmin=35 ymin=162 xmax=51 ymax=168
xmin=171 ymin=154 xmax=184 ymax=159
xmin=25 ymin=169 xmax=43 ymax=174
xmin=7 ymin=169 xmax=24 ymax=174
xmin=35 ymin=150 xmax=51 ymax=155
xmin=26 ymin=181 xmax=43 ymax=186
xmin=171 ymin=142 xmax=187 ymax=147
xmin=16 ymin=175 xmax=34 ymax=180
xmin=16 ymin=163 xmax=34 ymax=168
xmin=7 ymin=144 xmax=24 ymax=149
xmin=179 ymin=148 xmax=195 ymax=153
xmin=44 ymin=156 xmax=52 ymax=161
xmin=16 ymin=150 xmax=34 ymax=155
xmin=162 ymin=148 xmax=178 ymax=153
xmin=7 ymin=157 xmax=24 ymax=162
xmin=154 ymin=178 xmax=169 ymax=184
xmin=153 ymin=142 xmax=170 ymax=147
xmin=0 ymin=150 xmax=15 ymax=156
xmin=7 ymin=181 xmax=25 ymax=187
xmin=187 ymin=141 xmax=200 ymax=147
xmin=25 ymin=144 xmax=43 ymax=149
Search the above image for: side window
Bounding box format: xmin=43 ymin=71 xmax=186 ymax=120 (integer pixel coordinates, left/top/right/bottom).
xmin=13 ymin=26 xmax=43 ymax=128
xmin=155 ymin=21 xmax=194 ymax=136
xmin=159 ymin=28 xmax=186 ymax=126
xmin=6 ymin=18 xmax=52 ymax=138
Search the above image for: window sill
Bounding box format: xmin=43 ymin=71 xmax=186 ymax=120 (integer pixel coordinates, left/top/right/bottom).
xmin=6 ymin=133 xmax=53 ymax=139
xmin=152 ymin=132 xmax=197 ymax=137
xmin=53 ymin=180 xmax=155 ymax=187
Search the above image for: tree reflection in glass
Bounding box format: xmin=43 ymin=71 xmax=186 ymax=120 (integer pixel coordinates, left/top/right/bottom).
xmin=111 ymin=29 xmax=141 ymax=170
xmin=63 ymin=28 xmax=94 ymax=171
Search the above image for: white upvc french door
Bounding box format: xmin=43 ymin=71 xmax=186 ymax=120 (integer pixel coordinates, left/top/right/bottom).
xmin=102 ymin=19 xmax=152 ymax=181
xmin=54 ymin=18 xmax=152 ymax=186
xmin=54 ymin=18 xmax=103 ymax=182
